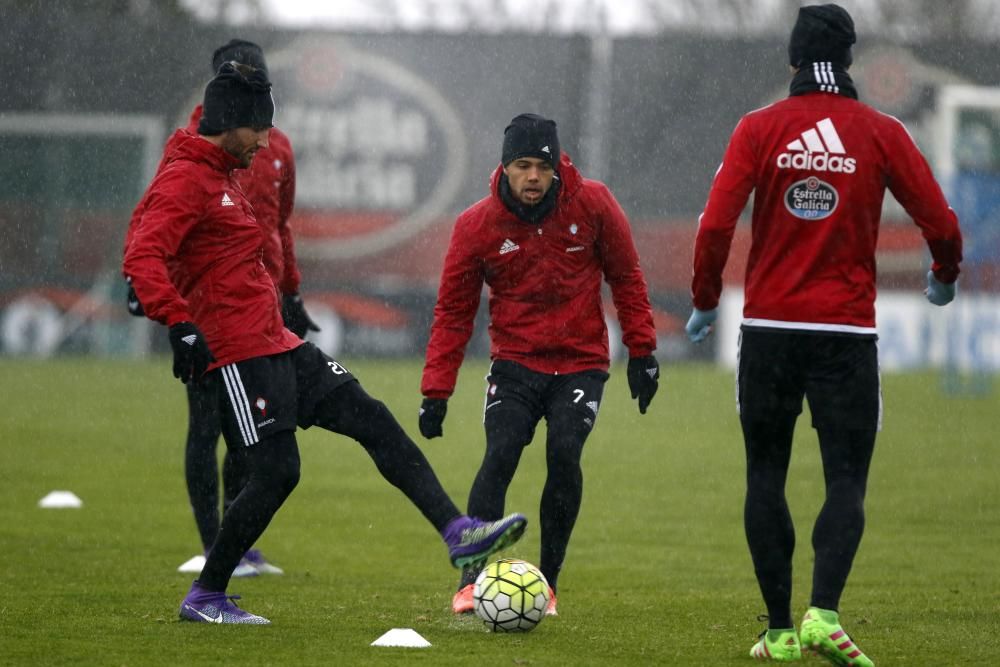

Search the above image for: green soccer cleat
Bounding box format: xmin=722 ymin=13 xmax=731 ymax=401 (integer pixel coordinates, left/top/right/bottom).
xmin=749 ymin=628 xmax=802 ymax=661
xmin=800 ymin=607 xmax=874 ymax=667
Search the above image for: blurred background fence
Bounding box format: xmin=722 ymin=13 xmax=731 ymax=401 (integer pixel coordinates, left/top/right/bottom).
xmin=1 ymin=1 xmax=998 ymax=376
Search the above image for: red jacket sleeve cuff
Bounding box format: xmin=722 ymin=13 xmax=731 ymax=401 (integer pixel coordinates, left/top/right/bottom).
xmin=165 ymin=312 xmax=193 ymax=327
xmin=422 ymin=389 xmax=452 ymax=400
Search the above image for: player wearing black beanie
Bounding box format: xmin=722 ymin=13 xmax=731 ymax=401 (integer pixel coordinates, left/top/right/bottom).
xmin=125 ymin=40 xmax=311 ymax=586
xmin=421 ymin=113 xmax=659 ymax=617
xmin=687 ymin=4 xmax=961 ymax=665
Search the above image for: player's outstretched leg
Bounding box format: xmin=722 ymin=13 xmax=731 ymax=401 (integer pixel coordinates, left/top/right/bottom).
xmin=800 ymin=607 xmax=874 ymax=667
xmin=178 ymin=581 xmax=270 ymax=625
xmin=443 ymin=513 xmax=527 ymax=569
xmin=311 ymin=382 xmax=529 ymax=570
xmin=749 ymin=627 xmax=802 ymax=661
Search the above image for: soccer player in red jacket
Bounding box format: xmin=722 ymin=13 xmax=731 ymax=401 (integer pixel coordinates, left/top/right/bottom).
xmin=419 ymin=114 xmax=660 ymax=616
xmin=126 ymin=40 xmax=317 ymax=577
xmin=124 ymin=63 xmax=527 ymax=624
xmin=686 ymin=5 xmax=962 ymax=664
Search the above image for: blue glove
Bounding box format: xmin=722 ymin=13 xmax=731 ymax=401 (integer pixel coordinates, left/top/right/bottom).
xmin=685 ymin=308 xmax=718 ymax=343
xmin=925 ymin=271 xmax=956 ymax=306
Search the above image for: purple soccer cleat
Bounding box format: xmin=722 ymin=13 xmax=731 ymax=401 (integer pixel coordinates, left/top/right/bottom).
xmin=443 ymin=513 xmax=528 ymax=569
xmin=178 ymin=581 xmax=270 ymax=625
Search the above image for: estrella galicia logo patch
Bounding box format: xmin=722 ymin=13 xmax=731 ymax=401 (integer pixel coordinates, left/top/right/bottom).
xmin=785 ymin=176 xmax=838 ymax=220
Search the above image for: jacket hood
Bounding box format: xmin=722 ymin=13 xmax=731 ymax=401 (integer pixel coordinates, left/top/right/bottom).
xmin=187 ymin=104 xmax=204 ymax=131
xmin=161 ymin=128 xmax=243 ymax=173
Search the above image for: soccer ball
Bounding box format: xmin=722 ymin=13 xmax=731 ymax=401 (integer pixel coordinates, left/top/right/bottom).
xmin=473 ymin=558 xmax=550 ymax=632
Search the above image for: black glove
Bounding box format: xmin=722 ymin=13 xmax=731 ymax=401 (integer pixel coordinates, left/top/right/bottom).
xmin=168 ymin=322 xmax=216 ymax=384
xmin=418 ymin=398 xmax=448 ymax=439
xmin=282 ymin=293 xmax=320 ymax=338
xmin=126 ymin=284 xmax=145 ymax=317
xmin=627 ymin=355 xmax=660 ymax=415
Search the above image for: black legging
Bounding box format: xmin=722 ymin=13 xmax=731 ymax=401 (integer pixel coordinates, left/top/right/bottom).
xmin=539 ymin=410 xmax=590 ymax=593
xmin=460 ymin=407 xmax=589 ymax=592
xmin=311 ymin=381 xmax=460 ymax=533
xmin=198 ymin=429 xmax=300 ymax=591
xmin=743 ymin=414 xmax=875 ymax=627
xmin=183 ymin=378 xmax=244 ymax=552
xmin=199 ymin=381 xmax=462 ymax=591
xmin=811 ymin=426 xmax=875 ymax=610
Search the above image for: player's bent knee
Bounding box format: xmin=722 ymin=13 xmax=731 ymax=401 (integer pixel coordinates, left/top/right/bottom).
xmin=546 ymin=443 xmax=584 ymax=475
xmin=250 ymin=430 xmax=301 ymax=496
xmin=547 ymin=409 xmax=594 ymax=444
xmin=273 ymin=455 xmax=300 ymax=497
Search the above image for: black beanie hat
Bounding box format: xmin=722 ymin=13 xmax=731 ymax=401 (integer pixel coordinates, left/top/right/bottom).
xmin=212 ymin=39 xmax=268 ymax=77
xmin=198 ymin=62 xmax=274 ymax=135
xmin=788 ymin=4 xmax=856 ymax=68
xmin=502 ymin=113 xmax=560 ymax=168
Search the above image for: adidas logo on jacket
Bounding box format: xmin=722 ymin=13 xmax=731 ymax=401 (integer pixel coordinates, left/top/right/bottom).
xmin=776 ymin=117 xmax=856 ymax=173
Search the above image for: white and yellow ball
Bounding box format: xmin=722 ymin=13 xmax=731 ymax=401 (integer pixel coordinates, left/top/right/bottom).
xmin=473 ymin=558 xmax=550 ymax=632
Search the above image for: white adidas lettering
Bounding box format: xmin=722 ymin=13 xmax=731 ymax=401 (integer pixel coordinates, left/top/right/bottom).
xmin=221 ymin=192 xmax=235 ymax=207
xmin=776 ymin=116 xmax=856 ymax=174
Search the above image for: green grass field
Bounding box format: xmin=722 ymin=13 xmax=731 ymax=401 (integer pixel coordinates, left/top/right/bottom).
xmin=1 ymin=358 xmax=997 ymax=665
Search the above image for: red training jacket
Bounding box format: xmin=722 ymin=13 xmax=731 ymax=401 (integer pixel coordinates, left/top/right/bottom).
xmin=122 ymin=133 xmax=301 ymax=369
xmin=422 ymin=153 xmax=657 ymax=399
xmin=693 ymin=92 xmax=963 ymax=334
xmin=125 ymin=106 xmax=300 ymax=295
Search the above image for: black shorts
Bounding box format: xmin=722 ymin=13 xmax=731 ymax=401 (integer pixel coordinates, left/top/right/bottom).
xmin=737 ymin=327 xmax=881 ymax=432
xmin=213 ymin=342 xmax=356 ymax=448
xmin=483 ymin=359 xmax=609 ymax=437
